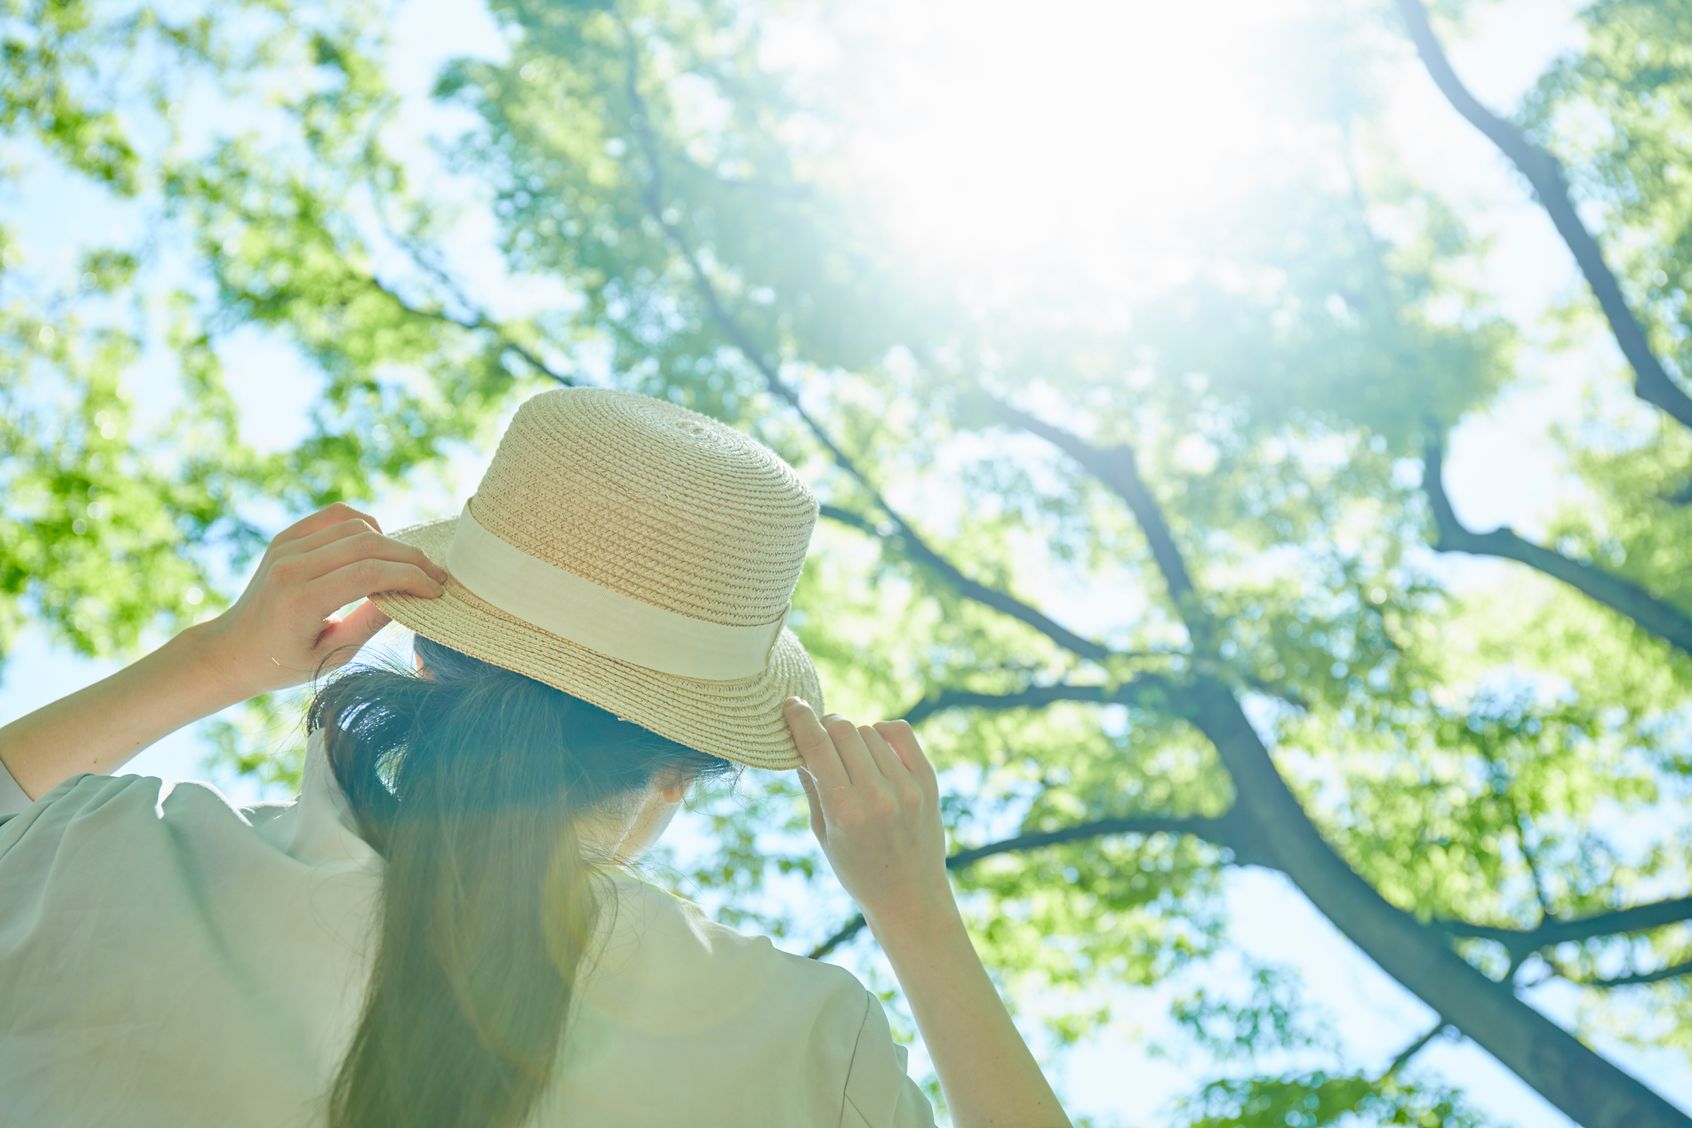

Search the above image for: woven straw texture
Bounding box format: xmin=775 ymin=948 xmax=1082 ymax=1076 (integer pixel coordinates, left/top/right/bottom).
xmin=368 ymin=387 xmax=825 ymax=771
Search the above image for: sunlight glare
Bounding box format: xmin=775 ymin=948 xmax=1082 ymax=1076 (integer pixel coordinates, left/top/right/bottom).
xmin=811 ymin=0 xmax=1302 ymax=302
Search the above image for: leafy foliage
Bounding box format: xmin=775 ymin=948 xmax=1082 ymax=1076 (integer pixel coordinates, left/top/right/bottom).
xmin=6 ymin=0 xmax=1692 ymax=1121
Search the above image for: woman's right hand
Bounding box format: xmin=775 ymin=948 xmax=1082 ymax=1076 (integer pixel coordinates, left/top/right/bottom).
xmin=200 ymin=502 xmax=448 ymax=698
xmin=782 ymin=697 xmax=952 ymax=927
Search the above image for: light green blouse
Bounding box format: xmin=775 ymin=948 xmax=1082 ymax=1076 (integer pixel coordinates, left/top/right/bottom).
xmin=0 ymin=728 xmax=936 ymax=1127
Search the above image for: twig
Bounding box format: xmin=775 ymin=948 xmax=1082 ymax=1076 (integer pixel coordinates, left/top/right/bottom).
xmin=1395 ymin=0 xmax=1692 ymax=433
xmin=1423 ymin=435 xmax=1692 ymax=657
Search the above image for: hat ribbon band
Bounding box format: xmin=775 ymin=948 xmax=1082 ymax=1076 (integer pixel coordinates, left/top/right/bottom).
xmin=442 ymin=499 xmax=788 ymax=681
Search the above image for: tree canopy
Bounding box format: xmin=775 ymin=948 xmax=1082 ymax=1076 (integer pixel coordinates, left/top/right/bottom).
xmin=4 ymin=0 xmax=1691 ymax=1123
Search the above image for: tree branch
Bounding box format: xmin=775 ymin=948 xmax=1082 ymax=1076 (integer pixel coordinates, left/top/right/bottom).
xmin=1380 ymin=1021 xmax=1448 ymax=1082
xmin=360 ymin=269 xmax=578 ymax=388
xmin=1437 ymin=894 xmax=1692 ymax=958
xmin=977 ymin=385 xmax=1689 ymax=1120
xmin=891 ymin=675 xmax=1284 ymax=867
xmin=1481 ymin=746 xmax=1555 ymax=918
xmin=1378 ymin=953 xmax=1535 ymax=1083
xmin=966 ymin=391 xmax=1208 ymax=641
xmin=895 ymin=673 xmax=1185 ymax=728
xmin=1560 ymin=958 xmax=1692 ymax=989
xmin=816 ymin=502 xmax=878 ymax=537
xmin=363 ymin=169 xmax=581 ymax=388
xmin=1423 ymin=436 xmax=1692 ymax=658
xmin=609 ymin=18 xmax=1685 ymax=1122
xmin=1395 ymin=0 xmax=1692 ymax=433
xmin=614 ymin=24 xmax=1123 ymax=669
xmin=961 ymin=391 xmax=1318 ymax=708
xmin=806 ymin=808 xmax=1258 ymax=960
xmin=955 ymin=391 xmax=1685 ymax=1121
xmin=819 ymin=498 xmax=1119 ymax=662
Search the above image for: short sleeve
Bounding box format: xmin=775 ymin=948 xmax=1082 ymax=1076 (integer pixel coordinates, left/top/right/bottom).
xmin=841 ymin=987 xmax=938 ymax=1128
xmin=0 ymin=755 xmax=33 ymax=821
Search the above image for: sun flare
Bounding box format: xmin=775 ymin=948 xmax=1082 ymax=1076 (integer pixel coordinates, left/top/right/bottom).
xmin=765 ymin=0 xmax=1310 ymax=301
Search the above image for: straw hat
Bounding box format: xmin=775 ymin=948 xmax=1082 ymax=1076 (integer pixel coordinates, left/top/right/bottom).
xmin=367 ymin=387 xmax=824 ymax=771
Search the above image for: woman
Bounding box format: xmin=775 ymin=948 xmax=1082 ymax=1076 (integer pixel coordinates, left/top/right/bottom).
xmin=0 ymin=387 xmax=1070 ymax=1127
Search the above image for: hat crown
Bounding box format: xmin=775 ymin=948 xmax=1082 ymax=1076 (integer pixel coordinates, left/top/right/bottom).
xmin=466 ymin=388 xmax=818 ymax=627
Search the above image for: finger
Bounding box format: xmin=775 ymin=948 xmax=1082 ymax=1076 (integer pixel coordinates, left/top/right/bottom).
xmin=271 ymin=502 xmax=383 ymax=549
xmin=876 ymin=720 xmax=939 ymax=797
xmin=796 ymin=766 xmax=826 ymax=841
xmin=783 ymin=698 xmax=849 ymax=793
xmin=857 ymin=723 xmax=907 ymax=784
xmin=873 ymin=721 xmax=912 ymax=771
xmin=821 ymin=712 xmax=883 ymax=785
xmin=291 ymin=530 xmax=448 ymax=585
xmin=304 ymin=558 xmax=443 ymax=615
xmin=282 ymin=517 xmax=383 ymax=558
xmin=312 ymin=597 xmax=393 ymax=658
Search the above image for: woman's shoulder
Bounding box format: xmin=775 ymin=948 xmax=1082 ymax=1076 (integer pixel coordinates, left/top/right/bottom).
xmin=579 ymin=868 xmax=935 ymax=1125
xmin=587 ymin=865 xmax=867 ymax=1002
xmin=0 ymin=768 xmax=296 ymax=867
xmin=1 ymin=769 xmax=207 ymax=834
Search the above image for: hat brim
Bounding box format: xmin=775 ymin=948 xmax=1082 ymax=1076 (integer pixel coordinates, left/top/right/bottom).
xmin=365 ymin=515 xmax=823 ymax=771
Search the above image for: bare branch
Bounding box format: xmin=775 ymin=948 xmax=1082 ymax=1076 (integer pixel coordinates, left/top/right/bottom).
xmin=364 ymin=169 xmax=581 ymax=388
xmin=806 ymin=917 xmax=868 ymax=962
xmin=821 ymin=499 xmax=1119 ymax=661
xmin=966 ymin=391 xmax=1205 ymax=632
xmin=896 ymin=674 xmax=1184 ymax=728
xmin=606 ymin=20 xmax=1685 ymax=1122
xmin=1438 ymin=894 xmax=1692 ymax=958
xmin=816 ymin=503 xmax=878 ymax=537
xmin=1395 ymin=0 xmax=1692 ymax=433
xmin=360 ymin=269 xmax=578 ymax=388
xmin=1380 ymin=1021 xmax=1448 ymax=1082
xmin=945 ymin=812 xmax=1255 ymax=869
xmin=1480 ymin=745 xmax=1555 ymax=918
xmin=941 ymin=391 xmax=1682 ymax=1121
xmin=960 ymin=391 xmax=1314 ymax=707
xmin=614 ymin=25 xmax=1122 ymax=668
xmin=1559 ymin=958 xmax=1692 ymax=989
xmin=806 ymin=808 xmax=1257 ymax=960
xmin=1378 ymin=951 xmax=1537 ymax=1083
xmin=1424 ymin=436 xmax=1692 ymax=658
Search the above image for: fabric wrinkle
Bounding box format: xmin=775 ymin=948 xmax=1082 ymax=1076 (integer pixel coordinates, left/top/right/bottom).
xmin=0 ymin=727 xmax=935 ymax=1126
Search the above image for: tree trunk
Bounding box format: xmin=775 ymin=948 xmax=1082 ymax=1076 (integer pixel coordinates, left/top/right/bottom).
xmin=1182 ymin=678 xmax=1688 ymax=1128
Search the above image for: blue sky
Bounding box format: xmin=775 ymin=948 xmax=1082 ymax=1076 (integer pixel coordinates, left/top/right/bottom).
xmin=3 ymin=0 xmax=1689 ymax=1124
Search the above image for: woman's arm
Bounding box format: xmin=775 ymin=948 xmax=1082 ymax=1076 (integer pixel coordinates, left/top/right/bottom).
xmin=866 ymin=894 xmax=1071 ymax=1128
xmin=785 ymin=702 xmax=1073 ymax=1128
xmin=0 ymin=622 xmax=245 ymax=802
xmin=0 ymin=502 xmax=447 ymax=803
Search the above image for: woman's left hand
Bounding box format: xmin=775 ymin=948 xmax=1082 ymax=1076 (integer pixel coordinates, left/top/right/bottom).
xmin=199 ymin=502 xmax=448 ymax=699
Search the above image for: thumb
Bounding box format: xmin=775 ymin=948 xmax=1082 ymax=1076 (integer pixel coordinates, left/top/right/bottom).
xmin=314 ymin=598 xmax=392 ymax=664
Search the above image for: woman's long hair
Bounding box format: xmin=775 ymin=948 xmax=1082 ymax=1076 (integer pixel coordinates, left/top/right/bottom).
xmin=304 ymin=631 xmax=741 ymax=1128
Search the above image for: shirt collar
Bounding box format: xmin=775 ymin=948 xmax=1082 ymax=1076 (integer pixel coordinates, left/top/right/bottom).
xmin=260 ymin=724 xmax=381 ymax=867
xmin=301 ymin=724 xmax=365 ymax=838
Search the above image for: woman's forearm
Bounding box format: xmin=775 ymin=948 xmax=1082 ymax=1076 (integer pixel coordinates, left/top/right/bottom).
xmin=867 ymin=895 xmax=1073 ymax=1128
xmin=0 ymin=621 xmax=243 ymax=802
xmin=0 ymin=503 xmax=449 ymax=805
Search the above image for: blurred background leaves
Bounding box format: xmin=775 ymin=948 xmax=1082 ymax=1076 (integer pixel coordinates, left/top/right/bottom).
xmin=4 ymin=0 xmax=1692 ymax=1123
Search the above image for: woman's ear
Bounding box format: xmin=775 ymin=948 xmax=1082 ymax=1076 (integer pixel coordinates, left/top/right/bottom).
xmin=656 ymin=769 xmax=690 ymax=805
